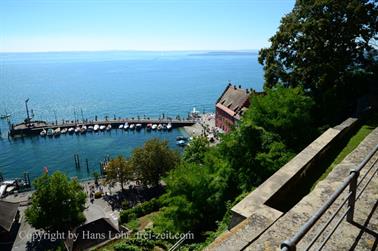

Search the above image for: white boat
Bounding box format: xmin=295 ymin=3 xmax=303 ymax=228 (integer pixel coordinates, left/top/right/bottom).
xmin=61 ymin=128 xmax=68 ymax=134
xmin=176 ymin=140 xmax=187 ymax=146
xmin=87 ymin=126 xmax=94 ymax=132
xmin=0 ymin=114 xmax=10 ymax=120
xmin=40 ymin=129 xmax=47 ymax=137
xmin=100 ymin=125 xmax=106 ymax=131
xmin=106 ymin=124 xmax=112 ymax=131
xmin=75 ymin=127 xmax=81 ymax=134
xmin=129 ymin=124 xmax=135 ymax=130
xmin=118 ymin=124 xmax=124 ymax=129
xmin=167 ymin=123 xmax=172 ymax=131
xmin=68 ymin=127 xmax=75 ymax=134
xmin=151 ymin=124 xmax=157 ymax=130
xmin=54 ymin=128 xmax=61 ymax=137
xmin=80 ymin=125 xmax=87 ymax=134
xmin=146 ymin=124 xmax=152 ymax=131
xmin=124 ymin=123 xmax=129 ymax=130
xmin=157 ymin=124 xmax=163 ymax=130
xmin=94 ymin=124 xmax=100 ymax=132
xmin=136 ymin=124 xmax=142 ymax=130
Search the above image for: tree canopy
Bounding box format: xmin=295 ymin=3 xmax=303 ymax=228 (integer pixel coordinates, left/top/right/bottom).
xmin=25 ymin=172 xmax=86 ymax=233
xmin=106 ymin=156 xmax=134 ymax=191
xmin=259 ymin=0 xmax=378 ymax=123
xmin=131 ymin=138 xmax=180 ymax=187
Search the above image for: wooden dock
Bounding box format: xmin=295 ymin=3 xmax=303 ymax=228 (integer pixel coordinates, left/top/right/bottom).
xmin=9 ymin=118 xmax=196 ymax=137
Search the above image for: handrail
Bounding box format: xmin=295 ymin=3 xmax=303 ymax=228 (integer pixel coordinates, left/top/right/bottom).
xmin=281 ymin=144 xmax=378 ymax=251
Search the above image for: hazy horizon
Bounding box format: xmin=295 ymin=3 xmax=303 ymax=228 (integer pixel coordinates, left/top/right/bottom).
xmin=0 ymin=0 xmax=295 ymax=53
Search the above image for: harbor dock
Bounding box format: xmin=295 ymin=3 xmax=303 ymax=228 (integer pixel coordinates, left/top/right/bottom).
xmin=9 ymin=118 xmax=196 ymax=137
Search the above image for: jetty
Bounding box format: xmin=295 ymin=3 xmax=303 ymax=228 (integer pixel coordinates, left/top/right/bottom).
xmin=9 ymin=118 xmax=196 ymax=137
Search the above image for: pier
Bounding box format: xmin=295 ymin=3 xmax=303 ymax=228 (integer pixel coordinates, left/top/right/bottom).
xmin=9 ymin=118 xmax=196 ymax=137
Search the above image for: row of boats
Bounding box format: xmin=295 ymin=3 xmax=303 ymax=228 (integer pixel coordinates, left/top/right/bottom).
xmin=39 ymin=122 xmax=173 ymax=137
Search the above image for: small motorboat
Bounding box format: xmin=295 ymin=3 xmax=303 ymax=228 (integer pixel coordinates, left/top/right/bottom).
xmin=75 ymin=127 xmax=81 ymax=134
xmin=54 ymin=128 xmax=61 ymax=137
xmin=80 ymin=125 xmax=87 ymax=134
xmin=176 ymin=136 xmax=188 ymax=141
xmin=100 ymin=125 xmax=106 ymax=131
xmin=40 ymin=129 xmax=47 ymax=137
xmin=124 ymin=122 xmax=129 ymax=130
xmin=61 ymin=128 xmax=68 ymax=134
xmin=157 ymin=124 xmax=163 ymax=131
xmin=129 ymin=124 xmax=135 ymax=130
xmin=118 ymin=124 xmax=124 ymax=129
xmin=87 ymin=126 xmax=94 ymax=132
xmin=0 ymin=114 xmax=10 ymax=120
xmin=176 ymin=140 xmax=187 ymax=147
xmin=47 ymin=128 xmax=54 ymax=137
xmin=68 ymin=127 xmax=75 ymax=134
xmin=151 ymin=124 xmax=157 ymax=130
xmin=135 ymin=124 xmax=142 ymax=130
xmin=106 ymin=124 xmax=112 ymax=131
xmin=146 ymin=124 xmax=152 ymax=131
xmin=167 ymin=123 xmax=172 ymax=131
xmin=94 ymin=124 xmax=100 ymax=132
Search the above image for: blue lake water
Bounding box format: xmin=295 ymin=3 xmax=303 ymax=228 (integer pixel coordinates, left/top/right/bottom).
xmin=0 ymin=51 xmax=263 ymax=181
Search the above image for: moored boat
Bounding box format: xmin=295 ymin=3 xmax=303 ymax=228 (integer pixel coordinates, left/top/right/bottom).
xmin=124 ymin=122 xmax=129 ymax=130
xmin=94 ymin=124 xmax=100 ymax=132
xmin=151 ymin=124 xmax=157 ymax=130
xmin=75 ymin=127 xmax=81 ymax=134
xmin=106 ymin=124 xmax=112 ymax=131
xmin=136 ymin=123 xmax=142 ymax=130
xmin=99 ymin=125 xmax=106 ymax=131
xmin=157 ymin=124 xmax=163 ymax=130
xmin=47 ymin=128 xmax=54 ymax=137
xmin=80 ymin=125 xmax=87 ymax=134
xmin=162 ymin=124 xmax=167 ymax=130
xmin=146 ymin=123 xmax=152 ymax=131
xmin=118 ymin=124 xmax=124 ymax=129
xmin=40 ymin=129 xmax=47 ymax=137
xmin=129 ymin=124 xmax=135 ymax=130
xmin=167 ymin=123 xmax=172 ymax=131
xmin=54 ymin=128 xmax=61 ymax=137
xmin=176 ymin=140 xmax=187 ymax=147
xmin=68 ymin=127 xmax=75 ymax=134
xmin=61 ymin=128 xmax=68 ymax=134
xmin=87 ymin=126 xmax=94 ymax=132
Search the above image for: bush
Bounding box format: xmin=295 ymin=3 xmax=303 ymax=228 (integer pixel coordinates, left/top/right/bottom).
xmin=120 ymin=198 xmax=161 ymax=223
xmin=114 ymin=243 xmax=140 ymax=251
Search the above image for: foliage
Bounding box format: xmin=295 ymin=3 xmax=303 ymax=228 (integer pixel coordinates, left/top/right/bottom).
xmin=25 ymin=172 xmax=86 ymax=233
xmin=120 ymin=198 xmax=162 ymax=223
xmin=259 ymin=0 xmax=378 ymax=124
xmin=246 ymin=86 xmax=315 ymax=151
xmin=106 ymin=156 xmax=133 ymax=191
xmin=183 ymin=136 xmax=210 ymax=164
xmin=154 ymin=158 xmax=231 ymax=236
xmin=131 ymin=138 xmax=180 ymax=187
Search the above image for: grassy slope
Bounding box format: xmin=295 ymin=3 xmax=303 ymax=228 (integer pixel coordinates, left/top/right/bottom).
xmin=311 ymin=115 xmax=378 ymax=191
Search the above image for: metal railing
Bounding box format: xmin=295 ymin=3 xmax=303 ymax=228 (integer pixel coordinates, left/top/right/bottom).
xmin=280 ymin=144 xmax=378 ymax=251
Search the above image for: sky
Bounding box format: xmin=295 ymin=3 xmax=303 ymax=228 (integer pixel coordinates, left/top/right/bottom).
xmin=0 ymin=0 xmax=295 ymax=52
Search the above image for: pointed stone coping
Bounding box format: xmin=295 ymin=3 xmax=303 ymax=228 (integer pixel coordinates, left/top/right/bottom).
xmin=206 ymin=118 xmax=358 ymax=251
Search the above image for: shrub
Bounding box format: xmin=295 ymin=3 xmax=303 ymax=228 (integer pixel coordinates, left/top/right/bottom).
xmin=120 ymin=198 xmax=161 ymax=223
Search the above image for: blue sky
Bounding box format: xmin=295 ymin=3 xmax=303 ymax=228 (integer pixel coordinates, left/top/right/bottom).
xmin=0 ymin=0 xmax=295 ymax=52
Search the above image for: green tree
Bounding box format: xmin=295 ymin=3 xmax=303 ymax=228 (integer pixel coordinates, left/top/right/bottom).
xmin=25 ymin=172 xmax=86 ymax=233
xmin=182 ymin=136 xmax=210 ymax=164
xmin=259 ymin=0 xmax=378 ymax=123
xmin=106 ymin=156 xmax=134 ymax=192
xmin=246 ymin=86 xmax=315 ymax=151
xmin=131 ymin=138 xmax=180 ymax=187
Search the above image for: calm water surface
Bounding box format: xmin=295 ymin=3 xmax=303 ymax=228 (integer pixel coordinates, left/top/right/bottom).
xmin=0 ymin=51 xmax=263 ymax=180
